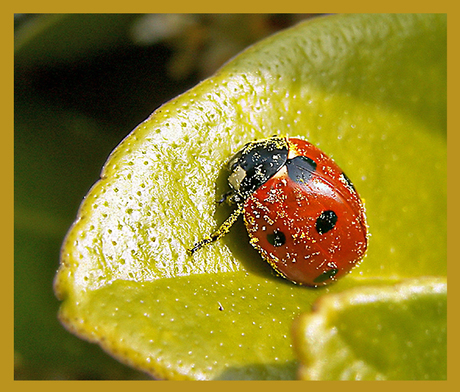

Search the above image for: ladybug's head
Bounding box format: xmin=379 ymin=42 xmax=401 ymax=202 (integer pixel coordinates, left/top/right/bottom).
xmin=226 ymin=136 xmax=289 ymax=203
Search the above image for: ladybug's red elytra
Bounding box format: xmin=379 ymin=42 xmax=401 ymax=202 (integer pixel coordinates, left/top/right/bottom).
xmin=189 ymin=136 xmax=368 ymax=287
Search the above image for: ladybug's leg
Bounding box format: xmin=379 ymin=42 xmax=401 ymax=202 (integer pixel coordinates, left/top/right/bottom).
xmin=217 ymin=190 xmax=233 ymax=205
xmin=188 ymin=203 xmax=244 ymax=254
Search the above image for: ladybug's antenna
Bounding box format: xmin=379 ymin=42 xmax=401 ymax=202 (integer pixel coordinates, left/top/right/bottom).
xmin=188 ymin=204 xmax=244 ymax=255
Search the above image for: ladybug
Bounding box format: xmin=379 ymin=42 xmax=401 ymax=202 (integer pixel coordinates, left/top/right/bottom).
xmin=189 ymin=136 xmax=368 ymax=287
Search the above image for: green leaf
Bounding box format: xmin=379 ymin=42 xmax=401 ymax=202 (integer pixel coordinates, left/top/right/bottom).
xmin=292 ymin=277 xmax=447 ymax=380
xmin=54 ymin=14 xmax=446 ymax=380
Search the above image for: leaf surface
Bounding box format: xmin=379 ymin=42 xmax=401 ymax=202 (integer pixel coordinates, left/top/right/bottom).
xmin=54 ymin=14 xmax=446 ymax=380
xmin=293 ymin=277 xmax=447 ymax=380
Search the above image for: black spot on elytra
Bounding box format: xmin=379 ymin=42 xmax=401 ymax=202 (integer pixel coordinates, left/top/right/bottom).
xmin=267 ymin=230 xmax=286 ymax=247
xmin=341 ymin=172 xmax=355 ymax=191
xmin=315 ymin=210 xmax=337 ymax=234
xmin=313 ymin=268 xmax=339 ymax=283
xmin=286 ymin=155 xmax=317 ymax=184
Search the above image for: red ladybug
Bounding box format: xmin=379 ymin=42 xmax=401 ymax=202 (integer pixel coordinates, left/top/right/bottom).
xmin=189 ymin=136 xmax=368 ymax=287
